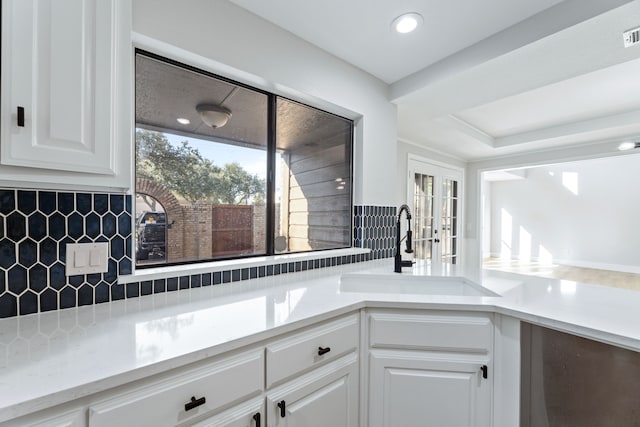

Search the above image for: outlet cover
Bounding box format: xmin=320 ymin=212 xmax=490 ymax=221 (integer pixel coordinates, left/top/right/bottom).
xmin=66 ymin=242 xmax=109 ymax=276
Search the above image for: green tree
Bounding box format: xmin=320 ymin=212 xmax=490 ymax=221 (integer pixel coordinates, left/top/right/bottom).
xmin=212 ymin=162 xmax=265 ymax=205
xmin=136 ymin=129 xmax=265 ymax=205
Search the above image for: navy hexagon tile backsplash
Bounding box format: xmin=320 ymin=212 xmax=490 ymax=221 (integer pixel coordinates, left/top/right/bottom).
xmin=0 ymin=189 xmax=132 ymax=317
xmin=0 ymin=189 xmax=396 ymax=318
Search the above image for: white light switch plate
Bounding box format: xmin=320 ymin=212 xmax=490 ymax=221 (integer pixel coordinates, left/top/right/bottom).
xmin=66 ymin=242 xmax=109 ymax=276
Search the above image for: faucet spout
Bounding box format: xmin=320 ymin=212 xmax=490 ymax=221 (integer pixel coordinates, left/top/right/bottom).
xmin=394 ymin=204 xmax=414 ymax=273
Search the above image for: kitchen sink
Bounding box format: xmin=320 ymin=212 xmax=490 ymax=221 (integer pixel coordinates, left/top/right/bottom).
xmin=339 ymin=273 xmax=499 ymax=297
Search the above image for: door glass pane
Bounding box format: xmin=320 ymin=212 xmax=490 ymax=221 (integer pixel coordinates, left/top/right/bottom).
xmin=440 ymin=177 xmax=459 ymax=265
xmin=413 ymin=172 xmax=434 ymax=261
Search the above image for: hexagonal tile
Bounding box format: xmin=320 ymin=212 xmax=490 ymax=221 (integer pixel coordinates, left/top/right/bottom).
xmin=0 ymin=216 xmax=4 ymax=239
xmin=19 ymin=291 xmax=38 ymax=315
xmin=0 ymin=293 xmax=17 ymax=318
xmin=57 ymin=193 xmax=74 ymax=215
xmin=0 ymin=240 xmax=16 ymax=269
xmin=126 ymin=236 xmax=132 ymax=258
xmin=94 ymin=194 xmax=109 ymax=215
xmin=58 ymin=237 xmax=73 ymax=263
xmin=59 ymin=286 xmax=76 ymax=309
xmin=18 ymin=238 xmax=37 ymax=267
xmin=27 ymin=212 xmax=47 ymax=242
xmin=87 ymin=273 xmax=101 ymax=285
xmin=76 ymin=193 xmax=92 ymax=215
xmin=69 ymin=275 xmax=83 ymax=288
xmin=49 ymin=262 xmax=66 ymax=291
xmin=110 ymin=195 xmax=124 ymax=215
xmin=111 ymin=235 xmax=125 ymax=260
xmin=48 ymin=213 xmax=66 ymax=241
xmin=8 ymin=266 xmax=27 ymax=295
xmin=102 ymin=213 xmax=116 ymax=238
xmin=118 ymin=258 xmax=132 ymax=275
xmin=117 ymin=212 xmax=131 ymax=237
xmin=6 ymin=212 xmax=26 ymax=242
xmin=104 ymin=258 xmax=117 ymax=282
xmin=39 ymin=288 xmax=58 ymax=312
xmin=39 ymin=238 xmax=58 ymax=266
xmin=0 ymin=190 xmax=15 ymax=215
xmin=67 ymin=213 xmax=84 ymax=240
xmin=85 ymin=213 xmax=101 ymax=238
xmin=0 ymin=270 xmax=5 ymax=293
xmin=95 ymin=282 xmax=110 ymax=303
xmin=17 ymin=190 xmax=36 ymax=215
xmin=78 ymin=285 xmax=93 ymax=306
xmin=28 ymin=264 xmax=48 ymax=293
xmin=38 ymin=191 xmax=57 ymax=215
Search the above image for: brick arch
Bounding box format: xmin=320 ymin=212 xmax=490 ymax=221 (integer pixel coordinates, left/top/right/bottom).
xmin=136 ymin=178 xmax=184 ymax=262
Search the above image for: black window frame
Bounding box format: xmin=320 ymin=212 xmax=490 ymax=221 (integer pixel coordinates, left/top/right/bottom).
xmin=134 ymin=49 xmax=355 ymax=268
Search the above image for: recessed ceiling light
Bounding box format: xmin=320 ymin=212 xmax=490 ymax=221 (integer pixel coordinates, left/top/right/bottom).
xmin=618 ymin=141 xmax=640 ymax=151
xmin=177 ymin=118 xmax=190 ymax=125
xmin=392 ymin=13 xmax=423 ymax=34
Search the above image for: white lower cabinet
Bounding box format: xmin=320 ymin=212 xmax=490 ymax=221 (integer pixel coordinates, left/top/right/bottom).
xmin=365 ymin=310 xmax=494 ymax=427
xmin=266 ymin=353 xmax=359 ymax=427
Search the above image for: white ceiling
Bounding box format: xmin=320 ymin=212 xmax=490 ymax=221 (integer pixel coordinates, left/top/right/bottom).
xmin=228 ymin=0 xmax=640 ymax=161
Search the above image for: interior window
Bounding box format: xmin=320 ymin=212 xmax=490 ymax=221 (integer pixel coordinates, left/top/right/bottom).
xmin=134 ymin=51 xmax=353 ymax=267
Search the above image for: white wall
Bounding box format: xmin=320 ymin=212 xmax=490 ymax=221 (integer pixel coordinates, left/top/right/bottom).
xmin=487 ymin=154 xmax=640 ymax=273
xmin=132 ymin=0 xmax=397 ymax=207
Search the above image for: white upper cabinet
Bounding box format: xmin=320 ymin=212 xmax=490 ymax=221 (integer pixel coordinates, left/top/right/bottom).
xmin=0 ymin=0 xmax=132 ymax=190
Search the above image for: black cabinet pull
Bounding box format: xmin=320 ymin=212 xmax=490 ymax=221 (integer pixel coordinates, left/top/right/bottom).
xmin=252 ymin=412 xmax=261 ymax=427
xmin=184 ymin=395 xmax=206 ymax=411
xmin=481 ymin=365 xmax=488 ymax=379
xmin=318 ymin=346 xmax=331 ymax=356
xmin=17 ymin=106 xmax=25 ymax=127
xmin=277 ymin=400 xmax=286 ymax=417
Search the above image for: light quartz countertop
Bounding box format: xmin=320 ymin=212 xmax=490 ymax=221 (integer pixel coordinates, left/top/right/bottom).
xmin=1 ymin=259 xmax=640 ymax=422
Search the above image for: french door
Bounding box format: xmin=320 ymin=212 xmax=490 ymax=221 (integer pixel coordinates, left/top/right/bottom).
xmin=408 ymin=158 xmax=463 ymax=266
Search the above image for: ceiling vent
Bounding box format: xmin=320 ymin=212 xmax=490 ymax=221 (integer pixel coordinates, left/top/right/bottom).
xmin=623 ymin=26 xmax=640 ymax=48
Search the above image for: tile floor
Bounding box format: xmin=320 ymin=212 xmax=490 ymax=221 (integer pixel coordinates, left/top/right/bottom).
xmin=483 ymin=258 xmax=640 ymax=292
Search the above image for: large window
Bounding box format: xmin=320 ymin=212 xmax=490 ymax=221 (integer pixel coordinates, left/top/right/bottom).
xmin=134 ymin=51 xmax=353 ymax=267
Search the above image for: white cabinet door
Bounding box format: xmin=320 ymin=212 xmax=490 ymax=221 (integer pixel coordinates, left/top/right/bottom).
xmin=266 ymin=353 xmax=358 ymax=427
xmin=0 ymin=0 xmax=131 ymax=188
xmin=369 ymin=350 xmax=492 ymax=427
xmin=190 ymin=397 xmax=263 ymax=427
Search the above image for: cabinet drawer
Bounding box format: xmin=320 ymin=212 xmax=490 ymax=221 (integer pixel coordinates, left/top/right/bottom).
xmin=368 ymin=311 xmax=492 ymax=353
xmin=89 ymin=349 xmax=263 ymax=427
xmin=266 ymin=314 xmax=359 ymax=388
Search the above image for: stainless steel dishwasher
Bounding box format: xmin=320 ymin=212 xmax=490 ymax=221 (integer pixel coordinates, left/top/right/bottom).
xmin=520 ymin=322 xmax=640 ymax=426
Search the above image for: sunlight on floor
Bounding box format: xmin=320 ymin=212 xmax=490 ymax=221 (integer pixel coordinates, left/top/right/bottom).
xmin=483 ymin=257 xmax=640 ymax=292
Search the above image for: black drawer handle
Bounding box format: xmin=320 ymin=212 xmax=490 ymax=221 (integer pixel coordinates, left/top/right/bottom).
xmin=253 ymin=412 xmax=261 ymax=427
xmin=277 ymin=400 xmax=286 ymax=418
xmin=318 ymin=346 xmax=331 ymax=356
xmin=17 ymin=106 xmax=25 ymax=127
xmin=185 ymin=395 xmax=206 ymax=411
xmin=481 ymin=365 xmax=488 ymax=379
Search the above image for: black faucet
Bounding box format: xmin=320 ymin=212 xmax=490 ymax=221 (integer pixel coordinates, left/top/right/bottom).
xmin=394 ymin=204 xmax=414 ymax=273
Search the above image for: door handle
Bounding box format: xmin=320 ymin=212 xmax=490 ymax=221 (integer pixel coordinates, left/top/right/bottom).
xmin=185 ymin=395 xmax=206 ymax=411
xmin=318 ymin=346 xmax=331 ymax=356
xmin=17 ymin=106 xmax=25 ymax=127
xmin=277 ymin=400 xmax=286 ymax=418
xmin=252 ymin=412 xmax=261 ymax=427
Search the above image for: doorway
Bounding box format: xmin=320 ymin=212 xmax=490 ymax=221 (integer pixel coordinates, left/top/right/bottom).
xmin=408 ymin=157 xmax=463 ymax=267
